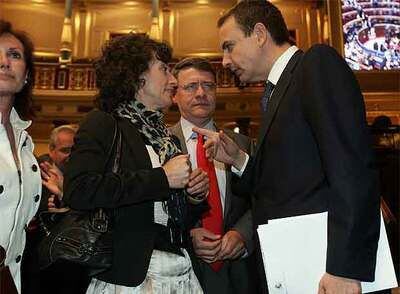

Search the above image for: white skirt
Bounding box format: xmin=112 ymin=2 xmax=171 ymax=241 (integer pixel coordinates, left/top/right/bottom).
xmin=86 ymin=249 xmax=203 ymax=294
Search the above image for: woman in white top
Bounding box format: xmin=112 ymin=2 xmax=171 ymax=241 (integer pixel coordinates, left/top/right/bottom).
xmin=0 ymin=20 xmax=41 ymax=293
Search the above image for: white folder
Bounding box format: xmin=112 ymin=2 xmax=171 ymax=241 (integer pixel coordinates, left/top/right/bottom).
xmin=257 ymin=212 xmax=398 ymax=294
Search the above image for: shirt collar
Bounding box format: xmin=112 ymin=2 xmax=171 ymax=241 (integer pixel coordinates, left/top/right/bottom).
xmin=267 ymin=45 xmax=299 ymax=85
xmin=0 ymin=107 xmax=31 ymax=130
xmin=180 ymin=117 xmax=215 ymax=143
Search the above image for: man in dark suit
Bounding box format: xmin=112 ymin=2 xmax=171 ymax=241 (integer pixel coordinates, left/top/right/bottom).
xmin=170 ymin=57 xmax=258 ymax=294
xmin=195 ymin=1 xmax=380 ymax=293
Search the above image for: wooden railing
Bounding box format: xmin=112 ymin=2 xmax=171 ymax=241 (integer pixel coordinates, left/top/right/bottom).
xmin=34 ymin=62 xmax=97 ymax=91
xmin=33 ymin=60 xmax=265 ymax=91
xmin=30 ymin=60 xmax=399 ymax=142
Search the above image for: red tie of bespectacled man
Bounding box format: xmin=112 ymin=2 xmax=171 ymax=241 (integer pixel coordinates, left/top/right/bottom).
xmin=196 ymin=133 xmax=223 ymax=272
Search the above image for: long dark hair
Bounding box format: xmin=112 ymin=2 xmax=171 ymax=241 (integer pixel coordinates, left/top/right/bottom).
xmin=0 ymin=20 xmax=35 ymax=120
xmin=94 ymin=33 xmax=172 ymax=113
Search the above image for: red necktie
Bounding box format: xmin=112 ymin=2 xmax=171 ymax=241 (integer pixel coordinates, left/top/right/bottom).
xmin=196 ymin=134 xmax=223 ymax=272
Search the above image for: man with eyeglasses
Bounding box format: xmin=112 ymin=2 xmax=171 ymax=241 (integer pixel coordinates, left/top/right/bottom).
xmin=170 ymin=57 xmax=258 ymax=294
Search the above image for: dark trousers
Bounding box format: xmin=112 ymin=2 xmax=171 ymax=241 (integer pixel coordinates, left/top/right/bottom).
xmin=192 ymin=254 xmax=260 ymax=294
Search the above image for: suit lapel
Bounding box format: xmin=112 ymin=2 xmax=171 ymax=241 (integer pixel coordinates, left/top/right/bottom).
xmin=255 ymin=50 xmax=303 ymax=156
xmin=169 ymin=122 xmax=188 ymax=154
xmin=214 ymin=124 xmax=233 ymax=219
xmin=224 ymin=165 xmax=231 ymax=220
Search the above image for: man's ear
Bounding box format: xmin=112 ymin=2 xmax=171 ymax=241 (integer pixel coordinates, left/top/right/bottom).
xmin=253 ymin=22 xmax=268 ymax=47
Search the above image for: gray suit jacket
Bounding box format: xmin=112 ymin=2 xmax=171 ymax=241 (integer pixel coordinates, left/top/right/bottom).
xmin=169 ymin=121 xmax=254 ymax=252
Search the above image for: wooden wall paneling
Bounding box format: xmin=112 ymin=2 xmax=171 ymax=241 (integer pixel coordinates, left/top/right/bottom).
xmin=1 ymin=2 xmax=65 ymax=57
xmin=172 ymin=2 xmax=232 ymax=57
xmin=87 ymin=2 xmax=153 ymax=57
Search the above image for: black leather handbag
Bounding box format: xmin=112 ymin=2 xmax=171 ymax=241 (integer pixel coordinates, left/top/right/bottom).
xmin=38 ymin=117 xmax=121 ymax=276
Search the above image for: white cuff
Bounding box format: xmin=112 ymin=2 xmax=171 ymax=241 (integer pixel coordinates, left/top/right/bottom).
xmin=231 ymin=153 xmax=249 ymax=177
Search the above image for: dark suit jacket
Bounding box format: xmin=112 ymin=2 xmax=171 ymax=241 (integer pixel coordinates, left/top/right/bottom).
xmin=170 ymin=122 xmax=258 ymax=293
xmin=63 ymin=110 xmax=173 ymax=287
xmin=234 ymin=45 xmax=380 ymax=281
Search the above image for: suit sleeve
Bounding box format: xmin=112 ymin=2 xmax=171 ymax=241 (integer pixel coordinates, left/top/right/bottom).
xmin=231 ymin=209 xmax=254 ymax=253
xmin=63 ymin=110 xmax=170 ymax=210
xmin=227 ymin=131 xmax=255 ymax=253
xmin=300 ymin=45 xmax=380 ymax=281
xmin=231 ymin=156 xmax=256 ymax=198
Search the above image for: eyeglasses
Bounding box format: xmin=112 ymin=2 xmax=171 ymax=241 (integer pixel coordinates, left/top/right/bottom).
xmin=180 ymin=81 xmax=216 ymax=93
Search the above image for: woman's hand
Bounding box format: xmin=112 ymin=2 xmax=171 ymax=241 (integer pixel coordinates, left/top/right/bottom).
xmin=40 ymin=161 xmax=64 ymax=197
xmin=48 ymin=195 xmax=69 ymax=213
xmin=162 ymin=154 xmax=191 ymax=188
xmin=186 ymin=168 xmax=209 ymax=202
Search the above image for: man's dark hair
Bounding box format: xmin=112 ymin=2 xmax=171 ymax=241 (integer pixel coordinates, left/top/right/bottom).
xmin=217 ymin=0 xmax=290 ymax=45
xmin=0 ymin=20 xmax=35 ymax=119
xmin=172 ymin=57 xmax=216 ymax=81
xmin=94 ymin=33 xmax=172 ymax=112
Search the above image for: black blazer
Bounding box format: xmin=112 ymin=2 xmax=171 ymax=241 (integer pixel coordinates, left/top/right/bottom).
xmin=63 ymin=110 xmax=173 ymax=287
xmin=234 ymin=45 xmax=380 ymax=281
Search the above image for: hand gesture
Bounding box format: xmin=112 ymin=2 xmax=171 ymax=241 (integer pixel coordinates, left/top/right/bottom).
xmin=186 ymin=168 xmax=209 ymax=201
xmin=217 ymin=230 xmax=246 ymax=260
xmin=192 ymin=127 xmax=247 ymax=170
xmin=190 ymin=227 xmax=221 ymax=263
xmin=48 ymin=194 xmax=69 ymax=213
xmin=40 ymin=161 xmax=63 ymax=197
xmin=162 ymin=154 xmax=191 ymax=189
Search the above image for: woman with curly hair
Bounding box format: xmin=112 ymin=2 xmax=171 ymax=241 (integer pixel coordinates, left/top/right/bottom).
xmin=63 ymin=33 xmax=208 ymax=293
xmin=0 ymin=20 xmax=41 ymax=293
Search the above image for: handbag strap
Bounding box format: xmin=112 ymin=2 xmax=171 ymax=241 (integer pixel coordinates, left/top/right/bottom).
xmin=95 ymin=115 xmax=122 ymax=224
xmin=111 ymin=119 xmax=122 ymax=173
xmin=104 ymin=115 xmax=122 ymax=173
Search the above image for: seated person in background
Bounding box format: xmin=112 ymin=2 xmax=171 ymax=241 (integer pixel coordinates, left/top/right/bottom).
xmin=37 ymin=124 xmax=76 ymax=210
xmin=39 ymin=125 xmax=76 ymax=167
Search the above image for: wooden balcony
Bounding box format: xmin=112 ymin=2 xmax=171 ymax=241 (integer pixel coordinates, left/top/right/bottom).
xmin=31 ymin=60 xmax=400 ymax=144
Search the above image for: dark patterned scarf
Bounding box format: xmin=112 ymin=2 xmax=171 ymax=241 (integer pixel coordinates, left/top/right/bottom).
xmin=114 ymin=99 xmax=180 ymax=164
xmin=114 ymin=99 xmax=188 ymax=247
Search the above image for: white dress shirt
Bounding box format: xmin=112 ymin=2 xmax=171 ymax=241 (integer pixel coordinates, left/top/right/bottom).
xmin=268 ymin=45 xmax=299 ymax=86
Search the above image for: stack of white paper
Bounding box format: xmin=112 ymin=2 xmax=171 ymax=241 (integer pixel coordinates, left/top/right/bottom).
xmin=257 ymin=212 xmax=398 ymax=294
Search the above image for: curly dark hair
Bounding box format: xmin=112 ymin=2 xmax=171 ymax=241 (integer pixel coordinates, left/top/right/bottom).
xmin=217 ymin=0 xmax=290 ymax=46
xmin=0 ymin=20 xmax=35 ymax=120
xmin=94 ymin=33 xmax=173 ymax=112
